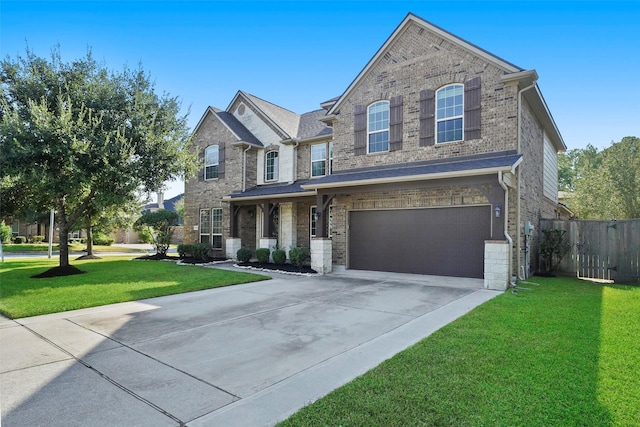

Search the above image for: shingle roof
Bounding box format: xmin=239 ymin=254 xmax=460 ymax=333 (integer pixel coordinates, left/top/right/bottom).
xmin=242 ymin=92 xmax=300 ymax=139
xmin=296 ymin=109 xmax=333 ymax=140
xmin=227 ymin=180 xmax=315 ymax=200
xmin=303 ymin=151 xmax=522 ymax=189
xmin=213 ymin=109 xmax=262 ymax=146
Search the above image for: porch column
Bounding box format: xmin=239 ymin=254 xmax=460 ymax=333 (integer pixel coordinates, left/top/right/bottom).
xmin=279 ymin=202 xmax=297 ymax=255
xmin=315 ymin=193 xmax=334 ymax=238
xmin=259 ymin=200 xmax=277 ymax=254
xmin=311 ymin=238 xmax=332 ymax=274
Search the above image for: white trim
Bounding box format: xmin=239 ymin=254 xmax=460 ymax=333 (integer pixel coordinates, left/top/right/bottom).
xmin=204 ymin=145 xmax=219 ymax=180
xmin=310 ymin=143 xmax=328 ymax=178
xmin=265 ymin=150 xmax=279 ymax=182
xmin=223 ymin=190 xmax=317 ymax=202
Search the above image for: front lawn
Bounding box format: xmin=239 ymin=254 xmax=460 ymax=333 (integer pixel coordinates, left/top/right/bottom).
xmin=1 ymin=243 xmax=147 ymax=253
xmin=0 ymin=256 xmax=269 ymax=318
xmin=279 ymin=277 xmax=639 ymax=426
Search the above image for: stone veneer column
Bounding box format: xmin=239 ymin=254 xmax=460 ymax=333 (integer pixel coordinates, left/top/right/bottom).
xmin=484 ymin=240 xmax=510 ymax=290
xmin=311 ymin=238 xmax=332 ymax=274
xmin=278 ymin=202 xmax=297 ymax=258
xmin=226 ymin=238 xmax=242 ymax=260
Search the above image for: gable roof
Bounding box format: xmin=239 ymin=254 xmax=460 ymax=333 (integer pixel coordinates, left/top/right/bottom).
xmin=227 ymin=91 xmax=300 ymax=140
xmin=191 ymin=106 xmax=262 ymax=147
xmin=327 ymin=12 xmax=522 ymax=116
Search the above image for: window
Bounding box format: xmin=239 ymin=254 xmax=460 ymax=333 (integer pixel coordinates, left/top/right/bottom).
xmin=199 ymin=209 xmax=211 ymax=244
xmin=436 ymin=84 xmax=464 ymax=143
xmin=211 ymin=208 xmax=223 ymax=249
xmin=310 ymin=206 xmax=333 ymax=238
xmin=265 ymin=151 xmax=279 ymax=181
xmin=311 ymin=144 xmax=327 ymax=177
xmin=204 ymin=145 xmax=219 ymax=180
xmin=329 ymin=141 xmax=333 ymax=174
xmin=368 ymin=101 xmax=389 ymax=153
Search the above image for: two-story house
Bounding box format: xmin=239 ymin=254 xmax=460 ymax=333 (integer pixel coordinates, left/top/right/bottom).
xmin=184 ymin=13 xmax=565 ymax=290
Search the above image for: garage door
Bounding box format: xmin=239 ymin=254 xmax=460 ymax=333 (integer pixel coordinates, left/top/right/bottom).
xmin=349 ymin=206 xmax=491 ymax=278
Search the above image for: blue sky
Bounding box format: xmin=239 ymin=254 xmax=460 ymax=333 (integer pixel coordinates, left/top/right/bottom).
xmin=2 ymin=1 xmax=639 ymax=198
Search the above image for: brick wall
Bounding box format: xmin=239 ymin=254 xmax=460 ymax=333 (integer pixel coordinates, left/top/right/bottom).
xmin=330 ymin=22 xmax=519 ymax=173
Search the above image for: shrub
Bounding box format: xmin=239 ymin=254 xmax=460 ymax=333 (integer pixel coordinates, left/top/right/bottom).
xmin=256 ymin=248 xmax=270 ymax=264
xmin=540 ymin=228 xmax=571 ymax=273
xmin=178 ymin=243 xmax=211 ymax=260
xmin=93 ymin=233 xmax=114 ymax=246
xmin=237 ymin=247 xmax=252 ymax=263
xmin=80 ymin=238 xmax=87 ymax=244
xmin=13 ymin=236 xmax=27 ymax=244
xmin=289 ymin=246 xmax=309 ymax=270
xmin=134 ymin=210 xmax=179 ymax=256
xmin=33 ymin=235 xmax=45 ymax=244
xmin=272 ymin=249 xmax=286 ymax=265
xmin=137 ymin=227 xmax=153 ymax=244
xmin=1 ymin=221 xmax=12 ymax=244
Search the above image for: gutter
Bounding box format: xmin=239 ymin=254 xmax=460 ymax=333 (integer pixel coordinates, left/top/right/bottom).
xmin=223 ymin=190 xmax=317 ymax=203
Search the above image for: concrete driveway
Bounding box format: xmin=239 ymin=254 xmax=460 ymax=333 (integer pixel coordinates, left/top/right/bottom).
xmin=1 ymin=266 xmax=500 ymax=426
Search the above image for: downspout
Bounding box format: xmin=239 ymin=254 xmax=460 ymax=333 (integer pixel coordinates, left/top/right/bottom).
xmin=498 ymin=170 xmax=514 ymax=287
xmin=517 ymin=82 xmax=537 ymax=280
xmin=242 ymin=144 xmax=251 ymax=192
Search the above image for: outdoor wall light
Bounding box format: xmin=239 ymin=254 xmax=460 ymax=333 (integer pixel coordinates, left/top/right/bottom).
xmin=494 ymin=205 xmax=501 ymax=218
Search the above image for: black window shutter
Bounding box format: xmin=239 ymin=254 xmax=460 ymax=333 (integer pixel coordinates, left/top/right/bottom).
xmin=198 ymin=149 xmax=205 ymax=181
xmin=389 ymin=95 xmax=403 ymax=151
xmin=464 ymin=77 xmax=481 ymax=140
xmin=419 ymin=89 xmax=435 ymax=146
xmin=354 ymin=105 xmax=367 ymax=156
xmin=218 ymin=143 xmax=225 ymax=179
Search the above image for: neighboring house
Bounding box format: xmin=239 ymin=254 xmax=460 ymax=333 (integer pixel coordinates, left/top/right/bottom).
xmin=184 ymin=13 xmax=566 ymax=290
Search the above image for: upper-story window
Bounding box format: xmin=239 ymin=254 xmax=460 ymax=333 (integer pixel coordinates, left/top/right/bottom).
xmin=436 ymin=84 xmax=464 ymax=143
xmin=311 ymin=143 xmax=327 ymax=177
xmin=368 ymin=101 xmax=389 ymax=153
xmin=204 ymin=145 xmax=219 ymax=179
xmin=265 ymin=150 xmax=279 ymax=181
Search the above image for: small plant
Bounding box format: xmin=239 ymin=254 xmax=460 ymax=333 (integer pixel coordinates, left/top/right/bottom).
xmin=93 ymin=233 xmax=114 ymax=246
xmin=237 ymin=247 xmax=252 ymax=263
xmin=272 ymin=249 xmax=286 ymax=265
xmin=256 ymin=248 xmax=270 ymax=264
xmin=13 ymin=236 xmax=26 ymax=244
xmin=137 ymin=227 xmax=154 ymax=244
xmin=289 ymin=246 xmax=309 ymax=270
xmin=33 ymin=235 xmax=45 ymax=244
xmin=540 ymin=228 xmax=571 ymax=273
xmin=1 ymin=221 xmax=13 ymax=243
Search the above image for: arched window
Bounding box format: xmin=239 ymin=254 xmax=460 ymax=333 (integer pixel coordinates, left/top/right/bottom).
xmin=204 ymin=145 xmax=219 ymax=179
xmin=436 ymin=84 xmax=464 ymax=143
xmin=367 ymin=101 xmax=389 ymax=153
xmin=265 ymin=150 xmax=279 ymax=181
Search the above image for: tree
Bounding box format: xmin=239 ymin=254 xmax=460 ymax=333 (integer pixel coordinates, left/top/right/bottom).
xmin=569 ymin=137 xmax=640 ymax=219
xmin=0 ymin=47 xmax=196 ymax=274
xmin=134 ymin=210 xmax=179 ymax=256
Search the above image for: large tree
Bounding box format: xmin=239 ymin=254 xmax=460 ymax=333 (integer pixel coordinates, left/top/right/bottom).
xmin=0 ymin=48 xmax=195 ymax=273
xmin=560 ymin=137 xmax=640 ymax=219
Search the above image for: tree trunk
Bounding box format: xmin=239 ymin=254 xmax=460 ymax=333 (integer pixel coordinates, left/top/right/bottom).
xmin=58 ymin=222 xmax=70 ymax=267
xmin=85 ymin=215 xmax=94 ymax=256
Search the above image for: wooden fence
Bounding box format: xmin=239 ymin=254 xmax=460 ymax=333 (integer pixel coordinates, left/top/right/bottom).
xmin=540 ymin=219 xmax=640 ymax=284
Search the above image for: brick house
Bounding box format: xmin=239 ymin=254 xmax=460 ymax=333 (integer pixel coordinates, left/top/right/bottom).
xmin=184 ymin=13 xmax=565 ymax=290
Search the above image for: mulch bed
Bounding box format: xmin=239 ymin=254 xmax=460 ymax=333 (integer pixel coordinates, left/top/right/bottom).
xmin=32 ymin=265 xmax=86 ymax=278
xmin=134 ymin=254 xmax=228 ymax=264
xmin=237 ymin=262 xmax=317 ymax=274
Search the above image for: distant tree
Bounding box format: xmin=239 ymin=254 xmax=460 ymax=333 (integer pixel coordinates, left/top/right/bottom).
xmin=134 ymin=210 xmax=179 ymax=256
xmin=0 ymin=47 xmax=196 ymax=274
xmin=173 ymin=197 xmax=185 ymax=224
xmin=569 ymin=137 xmax=640 ymax=219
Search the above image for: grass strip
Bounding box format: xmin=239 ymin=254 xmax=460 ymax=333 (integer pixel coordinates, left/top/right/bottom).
xmin=279 ymin=277 xmax=639 ymax=426
xmin=0 ymin=256 xmax=269 ymax=318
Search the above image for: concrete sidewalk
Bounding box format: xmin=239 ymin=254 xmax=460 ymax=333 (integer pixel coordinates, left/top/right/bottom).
xmin=1 ymin=269 xmax=501 ymax=426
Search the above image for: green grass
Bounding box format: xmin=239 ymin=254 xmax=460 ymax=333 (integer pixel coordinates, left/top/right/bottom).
xmin=0 ymin=256 xmax=269 ymax=318
xmin=1 ymin=243 xmax=149 ymax=253
xmin=279 ymin=277 xmax=640 ymax=426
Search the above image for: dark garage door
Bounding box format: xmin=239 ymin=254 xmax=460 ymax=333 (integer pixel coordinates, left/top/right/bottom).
xmin=349 ymin=206 xmax=491 ymax=278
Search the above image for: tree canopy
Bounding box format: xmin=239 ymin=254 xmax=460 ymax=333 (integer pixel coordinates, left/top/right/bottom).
xmin=559 ymin=137 xmax=639 ymax=219
xmin=0 ymin=47 xmax=196 ymax=272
